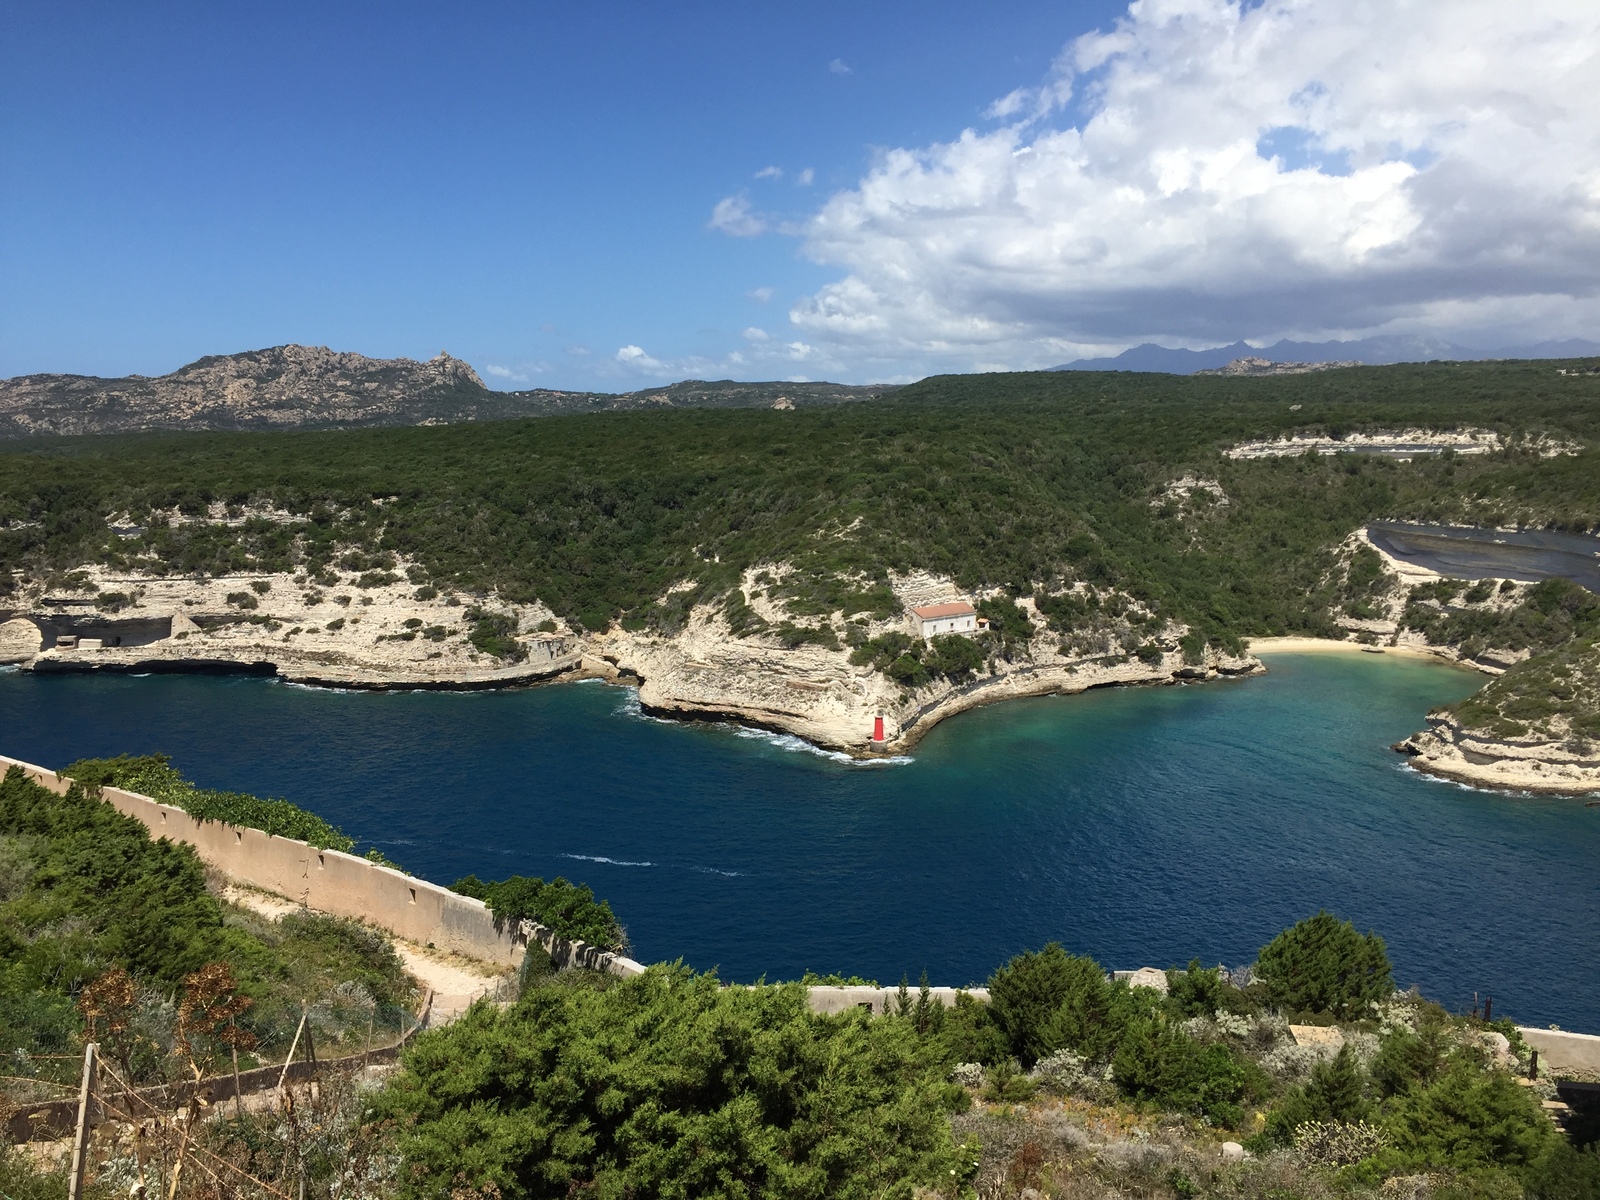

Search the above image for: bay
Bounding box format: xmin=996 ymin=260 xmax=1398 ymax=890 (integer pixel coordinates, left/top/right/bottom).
xmin=3 ymin=652 xmax=1595 ymax=1029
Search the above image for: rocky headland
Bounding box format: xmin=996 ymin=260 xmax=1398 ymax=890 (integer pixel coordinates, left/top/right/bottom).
xmin=0 ymin=560 xmax=1260 ymax=757
xmin=1393 ymin=637 xmax=1600 ymax=794
xmin=1310 ymin=525 xmax=1600 ymax=794
xmin=0 ymin=345 xmax=894 ymax=438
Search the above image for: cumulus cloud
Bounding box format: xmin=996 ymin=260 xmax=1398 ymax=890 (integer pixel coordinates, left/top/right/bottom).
xmin=603 ymin=335 xmax=834 ymax=384
xmin=614 ymin=344 xmax=667 ymax=372
xmin=828 ymin=58 xmax=851 ymax=75
xmin=754 ymin=165 xmax=783 ymax=180
xmin=747 ymin=286 xmax=774 ymax=303
xmin=709 ymin=192 xmax=768 ymax=237
xmin=796 ymin=168 xmax=815 ymax=187
xmin=483 ymin=363 xmax=543 ymax=385
xmin=789 ymin=0 xmax=1600 ymax=366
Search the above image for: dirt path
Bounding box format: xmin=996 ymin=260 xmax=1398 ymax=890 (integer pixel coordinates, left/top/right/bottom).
xmin=222 ymin=885 xmax=511 ymax=1023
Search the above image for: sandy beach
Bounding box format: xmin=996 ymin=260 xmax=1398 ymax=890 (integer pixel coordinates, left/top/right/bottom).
xmin=1246 ymin=636 xmax=1467 ymax=666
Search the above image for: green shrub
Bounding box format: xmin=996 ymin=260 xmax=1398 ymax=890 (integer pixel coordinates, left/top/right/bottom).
xmin=1166 ymin=959 xmax=1226 ymax=1017
xmin=982 ymin=1058 xmax=1035 ymax=1102
xmin=372 ymin=966 xmax=966 ymax=1200
xmin=925 ymin=632 xmax=984 ymax=682
xmin=1381 ymin=1061 xmax=1553 ymax=1172
xmin=935 ymin=990 xmax=1011 ymax=1066
xmin=225 ymin=590 xmax=258 ymax=609
xmin=987 ymin=943 xmax=1132 ymax=1066
xmin=1371 ymin=1018 xmax=1452 ymax=1097
xmin=1254 ymin=910 xmax=1393 ymax=1018
xmin=1523 ymin=1141 xmax=1600 ymax=1200
xmin=1265 ymin=1043 xmax=1373 ymax=1143
xmin=1111 ymin=1015 xmax=1255 ymax=1125
xmin=464 ymin=606 xmax=527 ymax=661
xmin=62 ymin=754 xmax=354 ymax=851
xmin=451 ymin=873 xmax=626 ymax=952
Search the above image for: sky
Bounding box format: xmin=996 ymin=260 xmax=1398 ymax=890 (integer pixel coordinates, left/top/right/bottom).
xmin=2 ymin=0 xmax=1597 ymax=390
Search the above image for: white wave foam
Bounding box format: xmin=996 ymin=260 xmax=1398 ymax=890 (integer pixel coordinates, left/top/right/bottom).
xmin=276 ymin=679 xmax=362 ymax=695
xmin=613 ymin=688 xmax=676 ymax=725
xmin=731 ymin=725 xmax=913 ymax=767
xmin=1396 ymin=761 xmax=1543 ymax=799
xmin=562 ymin=852 xmax=655 ymax=868
xmin=689 ymin=865 xmax=745 ymax=877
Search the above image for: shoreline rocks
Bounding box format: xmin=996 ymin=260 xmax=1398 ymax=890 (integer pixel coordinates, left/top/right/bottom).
xmin=1393 ymin=714 xmax=1600 ymax=795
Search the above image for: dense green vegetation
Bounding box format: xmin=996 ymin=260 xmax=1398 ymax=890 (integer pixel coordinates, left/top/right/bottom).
xmin=450 ymin=872 xmax=627 ymax=952
xmin=61 ymin=753 xmax=356 ymax=850
xmin=1254 ymin=910 xmax=1393 ymax=1018
xmin=1449 ymin=635 xmax=1600 ymax=742
xmin=3 ymin=361 xmax=1596 ymax=649
xmin=0 ymin=766 xmax=414 ymax=1084
xmin=375 ymin=968 xmax=971 ymax=1200
xmin=1402 ymin=576 xmax=1600 ymax=661
xmin=368 ymin=911 xmax=1592 ymax=1199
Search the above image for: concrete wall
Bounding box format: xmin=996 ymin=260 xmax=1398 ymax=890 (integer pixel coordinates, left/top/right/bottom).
xmin=0 ymin=754 xmax=644 ymax=978
xmin=1520 ymin=1027 xmax=1600 ymax=1076
xmin=805 ymin=985 xmax=990 ymax=1015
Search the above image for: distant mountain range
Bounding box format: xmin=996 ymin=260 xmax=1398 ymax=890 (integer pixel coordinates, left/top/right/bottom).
xmin=1050 ymin=335 xmax=1600 ymax=374
xmin=0 ymin=345 xmax=895 ymax=439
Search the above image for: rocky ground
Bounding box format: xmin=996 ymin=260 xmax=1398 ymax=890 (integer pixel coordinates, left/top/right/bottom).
xmin=0 ymin=562 xmax=1261 ymax=758
xmin=1336 ymin=530 xmax=1600 ymax=794
xmin=0 ymin=343 xmax=898 ymax=437
xmin=594 ymin=568 xmax=1261 ymax=756
xmin=1394 ymin=714 xmax=1600 ymax=794
xmin=0 ymin=563 xmax=581 ymax=688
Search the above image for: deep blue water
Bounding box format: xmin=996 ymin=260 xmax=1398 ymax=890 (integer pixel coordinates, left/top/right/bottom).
xmin=3 ymin=654 xmax=1597 ymax=1029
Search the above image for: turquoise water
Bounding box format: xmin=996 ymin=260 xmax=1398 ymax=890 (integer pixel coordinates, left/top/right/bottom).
xmin=3 ymin=653 xmax=1597 ymax=1028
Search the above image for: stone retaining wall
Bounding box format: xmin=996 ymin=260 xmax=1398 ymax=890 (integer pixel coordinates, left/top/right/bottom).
xmin=0 ymin=755 xmax=644 ymax=978
xmin=1520 ymin=1027 xmax=1600 ymax=1076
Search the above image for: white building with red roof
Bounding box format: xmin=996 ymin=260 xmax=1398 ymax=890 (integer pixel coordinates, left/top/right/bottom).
xmin=909 ymin=601 xmax=977 ymax=640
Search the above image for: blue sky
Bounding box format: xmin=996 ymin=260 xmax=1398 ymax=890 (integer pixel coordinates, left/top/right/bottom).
xmin=3 ymin=1 xmax=1596 ymax=388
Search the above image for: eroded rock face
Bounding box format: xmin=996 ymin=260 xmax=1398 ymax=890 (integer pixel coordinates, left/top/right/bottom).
xmin=0 ymin=345 xmax=489 ymax=437
xmin=1394 ymin=715 xmax=1600 ymax=794
xmin=596 ymin=584 xmax=1262 ymax=757
xmin=15 ymin=565 xmax=579 ymax=690
xmin=0 ymin=617 xmax=42 ymax=663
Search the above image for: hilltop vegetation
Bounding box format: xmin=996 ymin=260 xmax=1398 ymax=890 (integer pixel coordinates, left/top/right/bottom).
xmin=0 ymin=765 xmax=415 ymax=1085
xmin=1449 ymin=636 xmax=1600 ymax=742
xmin=2 ymin=360 xmax=1597 ymax=655
xmin=374 ymin=910 xmax=1595 ymax=1199
xmin=61 ymin=753 xmax=357 ymax=850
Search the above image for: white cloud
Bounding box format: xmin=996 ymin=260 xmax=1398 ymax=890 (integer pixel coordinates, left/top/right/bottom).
xmin=709 ymin=193 xmax=768 ymax=237
xmin=786 ymin=0 xmax=1600 ymax=367
xmin=796 ymin=168 xmax=815 ymax=187
xmin=483 ymin=363 xmax=544 ymax=385
xmin=614 ymin=345 xmax=667 ymax=372
xmin=747 ymin=286 xmax=774 ymax=303
xmin=598 ymin=333 xmax=855 ymax=385
xmin=828 ymin=58 xmax=851 ymax=75
xmin=754 ymin=165 xmax=783 ymax=180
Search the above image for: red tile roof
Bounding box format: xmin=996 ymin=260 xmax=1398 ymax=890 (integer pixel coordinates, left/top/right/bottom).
xmin=910 ymin=602 xmax=976 ymax=619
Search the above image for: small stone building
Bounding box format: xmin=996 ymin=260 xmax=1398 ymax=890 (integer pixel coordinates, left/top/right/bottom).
xmin=910 ymin=601 xmax=977 ymax=640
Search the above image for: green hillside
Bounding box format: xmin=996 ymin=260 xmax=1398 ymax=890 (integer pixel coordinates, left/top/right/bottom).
xmin=1 ymin=361 xmax=1597 ymax=654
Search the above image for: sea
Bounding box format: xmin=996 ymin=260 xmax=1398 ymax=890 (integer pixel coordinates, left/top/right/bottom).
xmin=3 ymin=652 xmax=1596 ymax=1029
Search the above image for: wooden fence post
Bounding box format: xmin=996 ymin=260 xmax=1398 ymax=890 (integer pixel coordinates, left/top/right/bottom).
xmin=68 ymin=1042 xmax=98 ymax=1200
